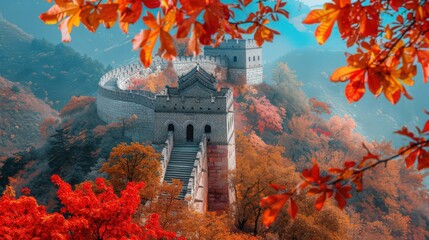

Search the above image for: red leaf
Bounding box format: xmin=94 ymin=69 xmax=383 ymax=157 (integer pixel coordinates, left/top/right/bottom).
xmin=344 ymin=161 xmax=355 ymax=168
xmin=395 ymin=126 xmax=419 ymax=141
xmin=328 ymin=168 xmax=343 ymax=174
xmin=334 ymin=184 xmax=352 ymax=209
xmin=389 ymin=0 xmax=403 ymax=11
xmin=142 ymin=0 xmax=160 ymax=8
xmin=315 ymin=192 xmax=326 ymax=211
xmin=269 ymin=183 xmax=287 ymax=191
xmin=417 ymin=150 xmax=429 ymax=171
xmin=352 ymin=173 xmax=363 ymax=191
xmin=334 ymin=191 xmax=346 ymax=209
xmin=288 ymin=198 xmax=298 ymax=220
xmin=405 ymin=149 xmax=419 ymax=169
xmin=307 ymin=187 xmax=322 ymax=196
xmin=423 ymin=120 xmax=429 ymax=133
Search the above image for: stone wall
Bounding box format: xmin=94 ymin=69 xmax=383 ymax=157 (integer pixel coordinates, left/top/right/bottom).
xmin=246 ymin=67 xmax=263 ymax=85
xmin=153 ymin=111 xmax=229 ymax=144
xmin=96 ymin=93 xmax=155 ymax=142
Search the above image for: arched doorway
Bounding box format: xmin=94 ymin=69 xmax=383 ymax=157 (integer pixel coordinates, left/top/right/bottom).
xmin=186 ymin=125 xmax=194 ymax=142
xmin=168 ymin=124 xmax=174 ymax=132
xmin=204 ymin=125 xmax=211 ymax=133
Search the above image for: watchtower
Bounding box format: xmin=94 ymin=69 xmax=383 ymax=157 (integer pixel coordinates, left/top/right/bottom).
xmin=204 ymin=39 xmax=263 ymax=85
xmin=153 ymin=65 xmax=236 ymax=211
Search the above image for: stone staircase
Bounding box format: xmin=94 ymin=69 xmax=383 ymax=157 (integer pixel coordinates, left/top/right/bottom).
xmin=163 ymin=143 xmax=199 ymax=199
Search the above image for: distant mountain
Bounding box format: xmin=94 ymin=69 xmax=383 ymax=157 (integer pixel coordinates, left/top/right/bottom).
xmin=267 ymin=49 xmax=429 ymax=145
xmin=0 ymin=2 xmax=140 ymax=67
xmin=0 ymin=15 xmax=108 ymax=110
xmin=0 ymin=77 xmax=58 ymax=158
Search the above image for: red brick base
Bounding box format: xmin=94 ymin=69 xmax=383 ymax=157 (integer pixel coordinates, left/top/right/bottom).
xmin=207 ymin=144 xmax=230 ymax=211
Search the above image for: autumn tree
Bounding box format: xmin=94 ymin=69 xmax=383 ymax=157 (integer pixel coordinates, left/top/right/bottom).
xmin=143 ymin=179 xmax=188 ymax=230
xmin=0 ymin=176 xmax=178 ymax=240
xmin=231 ymin=131 xmax=297 ymax=235
xmin=101 ymin=142 xmax=161 ymax=200
xmin=143 ymin=178 xmax=256 ymax=239
xmin=262 ymin=63 xmax=309 ymax=118
xmin=246 ymin=96 xmax=286 ymax=134
xmin=232 ymin=131 xmax=357 ymax=239
xmin=129 ymin=70 xmax=174 ymax=93
xmin=309 ymin=97 xmax=331 ymax=115
xmin=60 ymin=96 xmax=96 ymax=117
xmin=0 ymin=186 xmax=69 ymax=239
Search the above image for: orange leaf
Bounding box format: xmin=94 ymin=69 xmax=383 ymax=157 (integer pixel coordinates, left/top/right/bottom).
xmin=303 ymin=3 xmax=340 ymax=45
xmin=261 ymin=193 xmax=290 ymax=227
xmin=417 ymin=50 xmax=429 ymax=83
xmin=254 ymin=25 xmax=279 ymax=46
xmin=385 ymin=24 xmax=392 ymax=40
xmin=331 ymin=66 xmax=364 ymax=82
xmin=159 ymin=30 xmax=177 ymax=61
xmin=345 ymin=70 xmax=365 ymax=102
xmin=367 ymin=69 xmax=383 ymax=96
xmin=188 ymin=22 xmax=205 ymax=56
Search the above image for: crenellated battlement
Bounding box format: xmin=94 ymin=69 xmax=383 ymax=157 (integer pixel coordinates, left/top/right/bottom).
xmin=99 ymin=55 xmax=229 ymax=90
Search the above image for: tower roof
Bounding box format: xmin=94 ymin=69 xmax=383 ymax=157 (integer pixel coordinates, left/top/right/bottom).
xmin=178 ymin=64 xmax=217 ymax=92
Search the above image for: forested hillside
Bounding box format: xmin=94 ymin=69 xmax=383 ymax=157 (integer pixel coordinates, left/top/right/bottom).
xmin=0 ymin=15 xmax=108 ymax=110
xmin=0 ymin=77 xmax=58 ymax=158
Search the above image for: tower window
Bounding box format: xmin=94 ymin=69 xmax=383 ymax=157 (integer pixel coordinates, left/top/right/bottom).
xmin=168 ymin=124 xmax=174 ymax=132
xmin=258 ymin=56 xmax=260 ymax=60
xmin=204 ymin=125 xmax=212 ymax=134
xmin=253 ymin=56 xmax=255 ymax=61
xmin=248 ymin=57 xmax=251 ymax=62
xmin=233 ymin=56 xmax=237 ymax=62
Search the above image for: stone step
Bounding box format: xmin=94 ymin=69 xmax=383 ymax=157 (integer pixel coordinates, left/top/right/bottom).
xmin=163 ymin=144 xmax=200 ymax=200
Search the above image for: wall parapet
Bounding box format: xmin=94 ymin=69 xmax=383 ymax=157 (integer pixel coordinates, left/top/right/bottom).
xmin=98 ymin=85 xmax=156 ymax=108
xmin=160 ymin=131 xmax=174 ymax=182
xmin=185 ymin=134 xmax=208 ymax=213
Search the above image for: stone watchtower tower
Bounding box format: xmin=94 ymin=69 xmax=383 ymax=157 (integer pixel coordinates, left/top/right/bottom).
xmin=204 ymin=39 xmax=263 ymax=85
xmin=153 ymin=65 xmax=235 ymax=212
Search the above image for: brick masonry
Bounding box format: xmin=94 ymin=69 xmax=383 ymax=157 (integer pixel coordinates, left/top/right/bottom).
xmin=207 ymin=144 xmax=235 ymax=212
